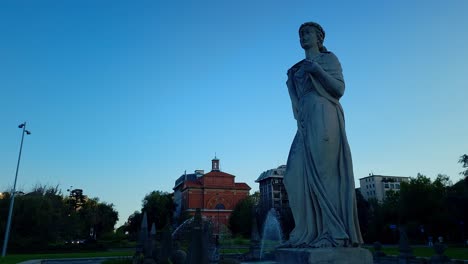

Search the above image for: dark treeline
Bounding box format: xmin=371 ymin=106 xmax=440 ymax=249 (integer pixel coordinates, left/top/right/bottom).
xmin=228 ymin=174 xmax=468 ymax=244
xmin=227 ymin=156 xmax=468 ymax=244
xmin=0 ymin=185 xmax=118 ymax=252
xmin=357 ymin=173 xmax=468 ymax=244
xmin=119 ymin=190 xmax=175 ymax=240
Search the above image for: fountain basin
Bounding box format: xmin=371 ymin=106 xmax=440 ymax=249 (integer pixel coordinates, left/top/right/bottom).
xmin=275 ymin=247 xmax=372 ymax=264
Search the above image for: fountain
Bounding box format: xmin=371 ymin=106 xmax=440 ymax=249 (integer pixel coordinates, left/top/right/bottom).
xmin=171 ymin=210 xmax=219 ymax=263
xmin=171 ymin=217 xmax=195 ymax=239
xmin=171 ymin=215 xmax=215 ymax=240
xmin=260 ymin=208 xmax=283 ymax=260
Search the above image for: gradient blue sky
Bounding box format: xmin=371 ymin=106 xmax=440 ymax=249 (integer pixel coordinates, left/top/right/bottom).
xmin=1 ymin=0 xmax=467 ymax=227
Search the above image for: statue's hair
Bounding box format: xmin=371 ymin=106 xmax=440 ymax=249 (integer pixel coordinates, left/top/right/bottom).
xmin=299 ymin=22 xmax=327 ymax=52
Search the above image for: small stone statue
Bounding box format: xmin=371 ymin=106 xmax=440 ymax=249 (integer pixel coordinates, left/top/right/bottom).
xmin=186 ymin=208 xmax=209 ymax=264
xmin=431 ymin=242 xmax=449 ymax=264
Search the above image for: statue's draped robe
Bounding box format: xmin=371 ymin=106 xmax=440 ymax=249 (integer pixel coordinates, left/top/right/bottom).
xmin=284 ymin=52 xmax=363 ymax=247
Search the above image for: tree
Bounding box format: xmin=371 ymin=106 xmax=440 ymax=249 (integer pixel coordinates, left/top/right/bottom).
xmin=141 ymin=191 xmax=175 ymax=230
xmin=77 ymin=197 xmax=119 ymax=239
xmin=364 ymin=198 xmax=388 ymax=243
xmin=397 ymin=173 xmax=455 ymax=242
xmin=0 ymin=185 xmax=66 ymax=250
xmin=357 ymin=161 xmax=468 ymax=244
xmin=122 ymin=211 xmax=143 ymax=240
xmin=121 ymin=191 xmax=175 ymax=240
xmin=228 ymin=196 xmax=255 ymax=238
xmin=459 ymin=154 xmax=468 ymax=179
xmin=355 ymin=190 xmax=369 ymax=238
xmin=0 ymin=185 xmax=119 ymax=252
xmin=382 ymin=190 xmax=400 ymax=222
xmin=446 ymin=177 xmax=468 ymax=243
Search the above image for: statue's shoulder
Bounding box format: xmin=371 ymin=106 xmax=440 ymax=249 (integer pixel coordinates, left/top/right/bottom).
xmin=318 ymin=51 xmax=342 ymax=71
xmin=288 ymin=60 xmax=305 ymax=72
xmin=321 ymin=51 xmax=340 ymax=63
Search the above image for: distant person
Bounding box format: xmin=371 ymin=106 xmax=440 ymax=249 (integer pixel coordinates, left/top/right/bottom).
xmin=428 ymin=236 xmax=433 ymax=247
xmin=438 ymin=236 xmax=443 ymax=243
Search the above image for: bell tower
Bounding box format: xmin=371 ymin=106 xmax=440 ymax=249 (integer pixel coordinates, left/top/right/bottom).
xmin=212 ymin=156 xmax=220 ymax=171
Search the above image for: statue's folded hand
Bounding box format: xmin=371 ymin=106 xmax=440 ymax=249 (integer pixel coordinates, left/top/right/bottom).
xmin=301 ymin=60 xmax=320 ymax=74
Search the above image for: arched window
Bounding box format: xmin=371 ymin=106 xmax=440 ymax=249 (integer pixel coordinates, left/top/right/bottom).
xmin=215 ymin=204 xmax=225 ymax=209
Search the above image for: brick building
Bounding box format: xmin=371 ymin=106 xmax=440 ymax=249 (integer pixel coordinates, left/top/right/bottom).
xmin=173 ymin=157 xmax=251 ymax=230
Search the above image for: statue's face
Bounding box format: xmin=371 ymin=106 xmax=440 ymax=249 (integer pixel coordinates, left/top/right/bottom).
xmin=300 ymin=26 xmax=318 ymax=50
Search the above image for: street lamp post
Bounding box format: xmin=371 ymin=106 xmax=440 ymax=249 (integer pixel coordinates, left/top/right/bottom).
xmin=2 ymin=122 xmax=31 ymax=257
xmin=216 ymin=193 xmax=220 ymax=236
xmin=66 ymin=186 xmax=73 ymax=215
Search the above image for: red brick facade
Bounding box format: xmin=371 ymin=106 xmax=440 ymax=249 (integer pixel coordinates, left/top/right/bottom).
xmin=173 ymin=158 xmax=251 ymax=229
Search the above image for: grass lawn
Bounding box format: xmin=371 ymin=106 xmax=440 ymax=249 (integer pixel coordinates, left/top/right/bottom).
xmin=0 ymin=250 xmax=133 ymax=264
xmin=102 ymin=258 xmax=132 ymax=264
xmin=218 ymin=245 xmax=468 ymax=260
xmin=219 ymin=248 xmax=249 ymax=254
xmin=5 ymin=246 xmax=465 ymax=264
xmin=366 ymin=246 xmax=468 ymax=260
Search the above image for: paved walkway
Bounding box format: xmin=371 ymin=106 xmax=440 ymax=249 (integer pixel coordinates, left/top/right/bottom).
xmin=18 ymin=256 xmax=130 ymax=264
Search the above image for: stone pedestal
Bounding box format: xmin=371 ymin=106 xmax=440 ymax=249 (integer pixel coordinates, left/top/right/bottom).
xmin=275 ymin=247 xmax=373 ymax=264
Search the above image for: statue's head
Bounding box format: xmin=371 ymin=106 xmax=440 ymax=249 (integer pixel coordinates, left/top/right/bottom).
xmin=299 ymin=22 xmax=327 ymax=52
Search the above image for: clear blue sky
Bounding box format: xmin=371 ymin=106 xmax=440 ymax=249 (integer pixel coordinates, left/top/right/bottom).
xmin=1 ymin=0 xmax=467 ymax=227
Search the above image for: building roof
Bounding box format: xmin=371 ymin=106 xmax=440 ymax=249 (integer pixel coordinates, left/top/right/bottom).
xmin=235 ymin=183 xmax=251 ymax=190
xmin=359 ymin=174 xmax=410 ymax=180
xmin=184 ymin=180 xmax=202 ymax=188
xmin=175 ymin=169 xmax=251 ymax=191
xmin=180 ymin=179 xmax=250 ymax=189
xmin=203 ymin=170 xmax=235 ymax=178
xmin=255 ymin=165 xmax=286 ymax=182
xmin=173 ymin=171 xmax=204 ymax=190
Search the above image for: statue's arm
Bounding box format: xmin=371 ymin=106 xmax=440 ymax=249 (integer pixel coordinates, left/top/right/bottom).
xmin=306 ymin=53 xmax=345 ymax=99
xmin=314 ymin=66 xmax=345 ymax=98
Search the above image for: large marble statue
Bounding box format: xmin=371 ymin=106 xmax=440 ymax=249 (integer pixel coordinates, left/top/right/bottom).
xmin=283 ymin=22 xmax=363 ymax=248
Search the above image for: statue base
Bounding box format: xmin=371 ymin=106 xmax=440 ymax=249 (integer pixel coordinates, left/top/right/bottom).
xmin=275 ymin=247 xmax=373 ymax=264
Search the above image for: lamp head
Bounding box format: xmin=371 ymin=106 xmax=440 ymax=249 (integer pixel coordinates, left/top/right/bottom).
xmin=18 ymin=124 xmax=25 ymax=128
xmin=25 ymin=130 xmax=31 ymax=135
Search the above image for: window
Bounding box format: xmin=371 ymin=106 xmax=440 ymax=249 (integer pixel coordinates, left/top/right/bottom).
xmin=384 ymin=183 xmax=389 ymax=188
xmin=390 ymin=184 xmax=395 ymax=189
xmin=395 ymin=184 xmax=400 ymax=189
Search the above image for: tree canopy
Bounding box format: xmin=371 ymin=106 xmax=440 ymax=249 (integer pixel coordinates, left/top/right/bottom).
xmin=459 ymin=154 xmax=468 ymax=179
xmin=228 ymin=195 xmax=255 ymax=238
xmin=0 ymin=185 xmax=118 ymax=252
xmin=358 ymin=172 xmax=467 ymax=244
xmin=121 ymin=190 xmax=175 ymax=239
